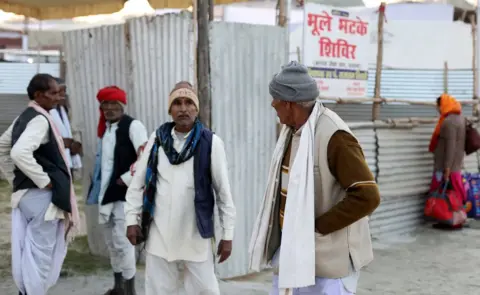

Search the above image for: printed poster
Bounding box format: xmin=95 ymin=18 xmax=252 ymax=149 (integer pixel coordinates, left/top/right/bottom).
xmin=303 ymin=3 xmax=371 ymax=98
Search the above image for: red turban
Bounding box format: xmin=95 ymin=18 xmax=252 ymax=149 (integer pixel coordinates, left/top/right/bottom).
xmin=96 ymin=86 xmax=127 ymax=138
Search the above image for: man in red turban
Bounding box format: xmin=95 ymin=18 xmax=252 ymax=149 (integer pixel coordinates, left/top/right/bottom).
xmin=86 ymin=85 xmax=148 ymax=295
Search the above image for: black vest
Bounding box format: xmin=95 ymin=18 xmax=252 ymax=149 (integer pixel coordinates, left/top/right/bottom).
xmin=11 ymin=107 xmax=72 ymax=213
xmin=101 ymin=115 xmax=138 ymax=205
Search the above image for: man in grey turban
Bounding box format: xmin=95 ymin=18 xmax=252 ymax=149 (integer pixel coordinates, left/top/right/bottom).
xmin=250 ymin=61 xmax=380 ymax=294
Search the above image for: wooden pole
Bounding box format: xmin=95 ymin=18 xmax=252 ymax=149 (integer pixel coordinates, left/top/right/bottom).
xmin=470 ymin=13 xmax=479 ymax=117
xmin=59 ymin=48 xmax=66 ymax=80
xmin=197 ymin=0 xmax=212 ymax=127
xmin=192 ymin=0 xmax=198 ymax=91
xmin=443 ymin=61 xmax=448 ymax=93
xmin=208 ymin=0 xmax=214 ymax=21
xmin=277 ymin=0 xmax=286 ymax=26
xmin=372 ymin=2 xmax=385 ymax=121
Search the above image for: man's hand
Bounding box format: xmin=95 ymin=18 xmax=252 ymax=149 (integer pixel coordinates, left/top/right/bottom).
xmin=126 ymin=225 xmax=143 ymax=246
xmin=443 ymin=168 xmax=451 ymax=182
xmin=63 ymin=211 xmax=74 ymax=241
xmin=70 ymin=141 xmax=83 ymax=156
xmin=116 ymin=178 xmax=126 ymax=186
xmin=217 ymin=240 xmax=232 ymax=263
xmin=63 ymin=138 xmax=73 ymax=149
xmin=46 ymin=182 xmax=53 ymax=189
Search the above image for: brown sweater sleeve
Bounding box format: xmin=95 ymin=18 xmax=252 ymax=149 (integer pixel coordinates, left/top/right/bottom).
xmin=315 ymin=130 xmax=381 ymax=235
xmin=440 ymin=121 xmax=456 ymax=170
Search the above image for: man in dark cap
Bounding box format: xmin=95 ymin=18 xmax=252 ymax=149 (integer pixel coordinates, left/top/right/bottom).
xmin=249 ymin=61 xmax=380 ymax=295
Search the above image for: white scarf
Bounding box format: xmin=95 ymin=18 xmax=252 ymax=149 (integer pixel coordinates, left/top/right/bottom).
xmin=249 ymin=101 xmax=322 ymax=293
xmin=49 ymin=106 xmax=82 ymax=169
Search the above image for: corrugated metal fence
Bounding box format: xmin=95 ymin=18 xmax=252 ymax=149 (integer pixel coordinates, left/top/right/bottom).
xmin=209 ymin=22 xmax=285 ymax=279
xmin=365 ymin=68 xmax=473 ymax=101
xmin=129 ymin=14 xmax=195 ymax=132
xmin=0 ymin=63 xmax=60 ymax=94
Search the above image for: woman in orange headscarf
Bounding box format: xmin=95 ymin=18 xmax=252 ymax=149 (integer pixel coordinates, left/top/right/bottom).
xmin=428 ymin=94 xmax=467 ymax=229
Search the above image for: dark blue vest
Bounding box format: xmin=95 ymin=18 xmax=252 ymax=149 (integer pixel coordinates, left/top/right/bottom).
xmin=193 ymin=129 xmax=215 ymax=239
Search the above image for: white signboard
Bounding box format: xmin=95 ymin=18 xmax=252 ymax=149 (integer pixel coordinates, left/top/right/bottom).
xmin=303 ymin=3 xmax=371 ymax=98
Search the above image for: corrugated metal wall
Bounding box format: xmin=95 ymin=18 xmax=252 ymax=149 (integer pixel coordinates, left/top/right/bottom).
xmin=366 ymin=68 xmax=473 ymax=101
xmin=63 ymin=24 xmax=128 ymax=160
xmin=448 ymin=70 xmax=474 ymax=100
xmin=0 ymin=62 xmax=60 ymax=94
xmin=325 ymin=68 xmax=474 ymax=122
xmin=129 ymin=13 xmax=194 ymax=132
xmin=371 ymin=126 xmax=434 ymax=237
xmin=0 ymin=94 xmax=28 ymax=134
xmin=350 ymin=124 xmax=377 ymax=177
xmin=209 ymin=22 xmax=286 ymax=279
xmin=325 ymin=103 xmax=474 ymax=122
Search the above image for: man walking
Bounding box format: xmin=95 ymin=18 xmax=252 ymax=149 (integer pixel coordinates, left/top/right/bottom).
xmin=124 ymin=81 xmax=236 ymax=295
xmin=249 ymin=62 xmax=380 ymax=295
xmin=86 ymin=86 xmax=148 ymax=295
xmin=0 ymin=73 xmax=79 ymax=295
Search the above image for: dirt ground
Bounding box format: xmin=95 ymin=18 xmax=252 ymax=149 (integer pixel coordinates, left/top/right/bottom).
xmin=1 ymin=178 xmax=480 ymax=294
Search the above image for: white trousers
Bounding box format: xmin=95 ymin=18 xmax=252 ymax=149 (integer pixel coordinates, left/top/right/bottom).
xmin=11 ymin=189 xmax=67 ymax=295
xmin=270 ymin=275 xmax=355 ymax=295
xmin=102 ymin=201 xmax=136 ymax=279
xmin=270 ymin=249 xmax=355 ymax=295
xmin=145 ymin=249 xmax=219 ymax=295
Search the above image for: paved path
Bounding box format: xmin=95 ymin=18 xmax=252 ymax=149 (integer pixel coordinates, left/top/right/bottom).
xmin=1 ymin=224 xmax=480 ymax=294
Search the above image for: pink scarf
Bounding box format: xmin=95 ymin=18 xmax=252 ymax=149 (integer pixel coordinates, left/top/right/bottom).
xmin=28 ymin=101 xmax=80 ymax=239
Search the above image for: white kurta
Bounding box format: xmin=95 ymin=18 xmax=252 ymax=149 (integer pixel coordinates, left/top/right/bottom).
xmin=0 ymin=114 xmax=64 ymax=220
xmin=49 ymin=106 xmax=82 ymax=169
xmin=98 ymin=119 xmax=148 ymax=224
xmin=125 ymin=129 xmax=236 ymax=262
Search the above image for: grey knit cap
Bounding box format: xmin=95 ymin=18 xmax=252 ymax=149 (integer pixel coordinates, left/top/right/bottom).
xmin=269 ymin=61 xmax=319 ymax=102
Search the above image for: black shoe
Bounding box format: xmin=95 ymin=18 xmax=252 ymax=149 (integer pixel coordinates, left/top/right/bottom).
xmin=124 ymin=276 xmax=137 ymax=295
xmin=104 ymin=272 xmax=125 ymax=295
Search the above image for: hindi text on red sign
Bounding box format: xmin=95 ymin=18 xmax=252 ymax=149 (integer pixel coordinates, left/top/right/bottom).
xmin=307 ymin=11 xmax=332 ymax=36
xmin=338 ymin=17 xmax=368 ymax=36
xmin=319 ymin=37 xmax=357 ymax=59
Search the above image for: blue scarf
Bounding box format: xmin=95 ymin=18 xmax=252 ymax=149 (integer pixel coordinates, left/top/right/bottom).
xmin=140 ymin=119 xmax=204 ymax=240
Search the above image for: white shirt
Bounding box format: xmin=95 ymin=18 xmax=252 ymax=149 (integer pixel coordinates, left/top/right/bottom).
xmin=49 ymin=105 xmax=82 ymax=169
xmin=125 ymin=129 xmax=236 ymax=262
xmin=0 ymin=114 xmax=64 ymax=221
xmin=98 ymin=119 xmax=148 ymax=224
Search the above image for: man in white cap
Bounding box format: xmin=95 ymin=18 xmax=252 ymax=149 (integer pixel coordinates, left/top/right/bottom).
xmin=124 ymin=81 xmax=236 ymax=295
xmin=249 ymin=62 xmax=380 ymax=295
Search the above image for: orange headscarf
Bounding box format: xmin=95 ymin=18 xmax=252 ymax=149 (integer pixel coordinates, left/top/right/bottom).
xmin=428 ymin=93 xmax=462 ymax=152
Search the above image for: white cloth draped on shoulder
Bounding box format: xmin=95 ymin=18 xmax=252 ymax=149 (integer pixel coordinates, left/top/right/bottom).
xmin=49 ymin=106 xmax=82 ymax=169
xmin=249 ymin=101 xmax=322 ymax=294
